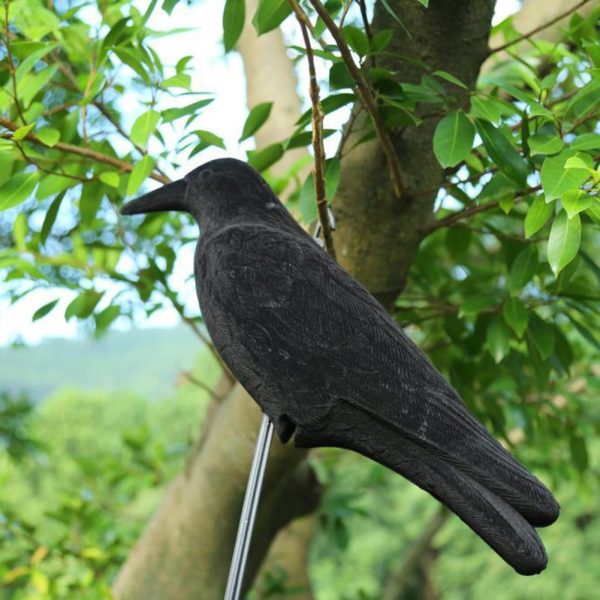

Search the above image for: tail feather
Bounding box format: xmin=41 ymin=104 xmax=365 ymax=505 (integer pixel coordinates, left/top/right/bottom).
xmin=294 ymin=400 xmax=555 ymax=575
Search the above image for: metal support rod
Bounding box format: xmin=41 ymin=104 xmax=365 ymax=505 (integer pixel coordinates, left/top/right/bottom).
xmin=224 ymin=414 xmax=274 ymax=600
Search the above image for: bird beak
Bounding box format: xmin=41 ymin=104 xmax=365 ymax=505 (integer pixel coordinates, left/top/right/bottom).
xmin=120 ymin=179 xmax=188 ymax=215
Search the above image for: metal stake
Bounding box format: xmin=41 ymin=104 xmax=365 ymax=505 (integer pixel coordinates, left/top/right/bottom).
xmin=224 ymin=212 xmax=335 ymax=599
xmin=225 ymin=414 xmax=274 ymax=600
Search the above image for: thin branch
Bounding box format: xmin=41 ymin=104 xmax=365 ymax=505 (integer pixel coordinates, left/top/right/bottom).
xmin=291 ymin=0 xmax=337 ymax=259
xmin=338 ymin=0 xmax=354 ymax=28
xmin=358 ymin=0 xmax=372 ymax=41
xmin=307 ymin=0 xmax=405 ymax=200
xmin=92 ymin=101 xmax=168 ymax=178
xmin=0 ymin=115 xmax=170 ymax=184
xmin=180 ymin=371 xmax=225 ymax=402
xmin=383 ymin=508 xmax=449 ymax=600
xmin=489 ymin=0 xmax=592 ymax=55
xmin=426 ymin=184 xmax=541 ymax=233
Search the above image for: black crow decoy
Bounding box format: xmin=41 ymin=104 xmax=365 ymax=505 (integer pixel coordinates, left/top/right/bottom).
xmin=121 ymin=158 xmax=559 ymax=575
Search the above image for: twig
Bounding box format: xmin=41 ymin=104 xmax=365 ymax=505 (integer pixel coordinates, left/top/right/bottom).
xmin=382 ymin=508 xmax=449 ymax=600
xmin=358 ymin=0 xmax=372 ymax=41
xmin=489 ymin=0 xmax=592 ymax=55
xmin=426 ymin=184 xmax=541 ymax=233
xmin=307 ymin=0 xmax=405 ymax=200
xmin=93 ymin=101 xmax=168 ymax=177
xmin=338 ymin=0 xmax=354 ymax=28
xmin=181 ymin=371 xmax=225 ymax=402
xmin=291 ymin=0 xmax=337 ymax=259
xmin=0 ymin=115 xmax=170 ymax=184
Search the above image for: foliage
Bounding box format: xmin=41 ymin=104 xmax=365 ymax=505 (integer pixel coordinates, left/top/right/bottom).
xmin=1 ymin=0 xmax=599 ymax=597
xmin=0 ymin=344 xmax=217 ymax=598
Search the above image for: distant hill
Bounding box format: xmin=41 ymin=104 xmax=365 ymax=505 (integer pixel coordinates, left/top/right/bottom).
xmin=0 ymin=326 xmax=206 ymax=401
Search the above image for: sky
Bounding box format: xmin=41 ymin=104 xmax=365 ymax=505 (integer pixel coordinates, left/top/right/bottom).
xmin=0 ymin=0 xmax=520 ymax=346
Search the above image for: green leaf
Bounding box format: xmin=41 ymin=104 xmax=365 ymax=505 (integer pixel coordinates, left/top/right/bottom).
xmin=0 ymin=172 xmax=39 ymax=211
xmin=325 ymin=157 xmax=341 ymax=201
xmin=130 ymin=109 xmax=160 ymax=148
xmin=300 ymin=172 xmax=317 ymax=224
xmin=114 ymin=48 xmax=152 ymax=85
xmin=162 ymin=0 xmax=179 ymax=14
xmin=540 ymin=149 xmax=593 ymax=201
xmin=247 ymin=143 xmax=284 ymax=172
xmin=36 ymin=127 xmax=60 ymax=147
xmin=188 ymin=130 xmax=226 ymax=157
xmin=162 ymin=73 xmax=191 ymax=89
xmin=329 ymin=62 xmax=354 ymax=90
xmin=223 ymin=0 xmax=245 ymax=52
xmin=369 ymin=30 xmax=394 ymax=54
xmin=127 ymin=156 xmax=156 ymax=196
xmin=503 ymin=297 xmax=529 ymax=338
xmin=14 ymin=42 xmax=57 ymax=81
xmin=12 ymin=124 xmax=35 ymax=140
xmin=565 ymin=313 xmax=600 ymax=352
xmin=433 ymin=70 xmax=467 ymax=89
xmin=36 ymin=174 xmax=75 ymax=200
xmin=571 ymin=132 xmax=600 ymax=151
xmin=528 ymin=313 xmax=555 ymax=359
xmin=547 ymin=210 xmax=581 ymax=277
xmin=240 ymin=102 xmax=273 ymax=142
xmin=32 ymin=299 xmax=60 ymax=322
xmin=65 ymin=290 xmax=104 ymax=320
xmin=162 ymin=98 xmax=213 ymax=124
xmin=41 ymin=191 xmax=65 ymax=245
xmin=524 ymin=196 xmax=554 ymax=238
xmin=299 ymin=159 xmax=341 ymax=224
xmin=94 ymin=305 xmax=121 ymax=334
xmin=432 ymin=111 xmax=474 ymax=168
xmin=567 ymin=80 xmax=600 ymax=118
xmin=527 ymin=131 xmax=563 ymax=156
xmin=342 ymin=25 xmax=369 ymax=56
xmin=561 ymin=190 xmax=593 ymax=219
xmin=252 ymin=0 xmax=292 ymax=35
xmin=586 ymin=203 xmax=600 ymax=226
xmin=460 ymin=292 xmax=497 ymax=316
xmin=99 ymin=172 xmax=120 ymax=188
xmin=507 ymin=247 xmax=537 ymax=295
xmin=569 ymin=432 xmax=589 ymax=472
xmin=475 ymin=119 xmax=528 ymax=186
xmin=12 ymin=213 xmax=26 ymax=250
xmin=486 ymin=319 xmax=511 ymax=363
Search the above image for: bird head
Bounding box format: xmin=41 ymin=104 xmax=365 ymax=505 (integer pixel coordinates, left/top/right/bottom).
xmin=120 ymin=158 xmax=289 ymax=231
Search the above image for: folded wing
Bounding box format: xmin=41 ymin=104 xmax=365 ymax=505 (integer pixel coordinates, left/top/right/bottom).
xmin=197 ymin=224 xmax=559 ymax=574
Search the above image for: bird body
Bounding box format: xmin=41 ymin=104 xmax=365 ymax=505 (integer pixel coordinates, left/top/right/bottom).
xmin=122 ymin=158 xmax=559 ymax=575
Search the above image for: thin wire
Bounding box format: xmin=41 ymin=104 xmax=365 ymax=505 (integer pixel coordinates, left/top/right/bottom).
xmin=224 ymin=212 xmax=336 ymax=599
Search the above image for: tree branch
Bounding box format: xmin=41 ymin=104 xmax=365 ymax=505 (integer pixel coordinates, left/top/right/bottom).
xmin=488 ymin=0 xmax=592 ymax=55
xmin=307 ymin=0 xmax=405 ymax=200
xmin=0 ymin=115 xmax=170 ymax=184
xmin=425 ymin=184 xmax=541 ymax=233
xmin=383 ymin=508 xmax=449 ymax=600
xmin=291 ymin=0 xmax=337 ymax=259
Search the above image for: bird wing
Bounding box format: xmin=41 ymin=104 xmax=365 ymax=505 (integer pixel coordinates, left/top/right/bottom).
xmin=197 ymin=224 xmax=559 ymax=575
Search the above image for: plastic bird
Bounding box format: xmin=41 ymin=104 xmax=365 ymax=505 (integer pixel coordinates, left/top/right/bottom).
xmin=121 ymin=158 xmax=559 ymax=575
